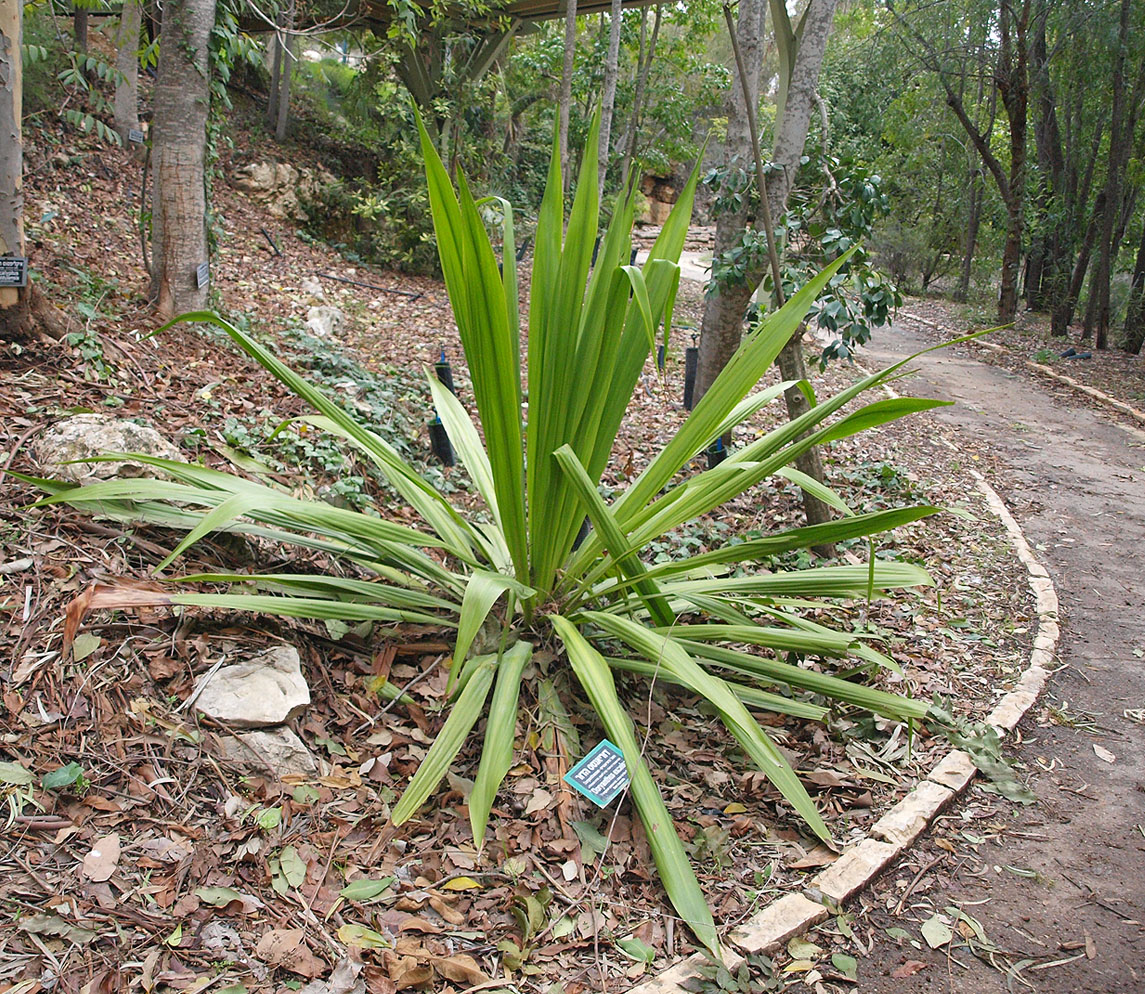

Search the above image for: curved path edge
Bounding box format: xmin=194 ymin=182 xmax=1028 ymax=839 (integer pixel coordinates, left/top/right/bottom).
xmin=625 ymin=478 xmax=1060 ymax=993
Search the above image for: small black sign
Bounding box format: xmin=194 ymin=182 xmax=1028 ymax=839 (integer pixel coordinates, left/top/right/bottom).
xmin=0 ymin=257 xmax=28 ymax=288
xmin=196 ymin=262 xmax=209 ymax=289
xmin=128 ymin=128 xmax=145 ymax=144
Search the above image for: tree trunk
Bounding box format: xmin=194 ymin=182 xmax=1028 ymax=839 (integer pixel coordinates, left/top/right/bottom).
xmin=74 ymin=9 xmax=88 ymax=54
xmin=267 ymin=30 xmax=281 ymax=125
xmin=619 ymin=4 xmax=661 ymax=189
xmin=1118 ymin=220 xmax=1145 ymax=354
xmin=699 ymin=0 xmax=838 ymax=541
xmin=274 ymin=0 xmax=295 ymax=143
xmin=1 ymin=0 xmax=29 ymax=338
xmin=955 ymin=171 xmax=982 ymax=302
xmin=597 ymin=0 xmax=622 ymax=190
xmin=559 ymin=0 xmax=578 ymax=187
xmin=1093 ymin=0 xmax=1131 ymax=349
xmin=113 ymin=0 xmax=143 ymax=144
xmin=149 ymin=0 xmax=216 ymax=320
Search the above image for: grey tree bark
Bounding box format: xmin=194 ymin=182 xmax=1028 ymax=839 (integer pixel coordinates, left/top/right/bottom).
xmin=559 ymin=0 xmax=577 ymax=187
xmin=1 ymin=0 xmax=28 ymax=336
xmin=113 ymin=0 xmax=143 ymax=144
xmin=149 ymin=0 xmax=216 ymax=320
xmin=619 ymin=3 xmax=661 ymax=190
xmin=597 ymin=0 xmax=622 ymax=190
xmin=274 ymin=0 xmax=296 ymax=143
xmin=698 ymin=0 xmax=839 ymax=536
xmin=267 ymin=30 xmax=281 ymax=125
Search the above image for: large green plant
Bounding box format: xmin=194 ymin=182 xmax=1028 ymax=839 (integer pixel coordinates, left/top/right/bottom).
xmin=29 ymin=117 xmax=949 ymax=960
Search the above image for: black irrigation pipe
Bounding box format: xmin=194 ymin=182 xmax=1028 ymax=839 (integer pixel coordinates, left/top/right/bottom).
xmin=315 ymin=271 xmax=423 ymax=300
xmin=261 ymin=227 xmax=282 ymax=257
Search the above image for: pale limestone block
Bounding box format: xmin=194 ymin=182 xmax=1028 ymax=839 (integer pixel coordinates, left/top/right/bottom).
xmin=624 ymin=950 xmax=743 ymax=994
xmin=928 ymin=749 xmax=978 ymax=792
xmin=1038 ymin=620 xmax=1060 ymax=642
xmin=1028 ymin=647 xmax=1055 ymax=669
xmin=987 ymin=689 xmax=1037 ymax=731
xmin=811 ymin=838 xmax=900 ymax=904
xmin=871 ymin=780 xmax=955 ymax=847
xmin=727 ymin=893 xmax=829 ymax=955
xmin=1016 ymin=666 xmax=1049 ymax=697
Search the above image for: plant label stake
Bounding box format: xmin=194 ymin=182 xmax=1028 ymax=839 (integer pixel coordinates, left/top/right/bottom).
xmin=707 ymin=436 xmax=729 ymax=468
xmin=656 ymin=343 xmax=666 ymax=372
xmin=572 ymin=516 xmax=591 ymax=550
xmin=434 ymin=348 xmax=456 ymax=395
xmin=428 ymin=417 xmax=454 ymax=466
xmin=564 ymin=740 xmax=630 ymax=807
xmin=683 ymin=334 xmax=699 ymax=409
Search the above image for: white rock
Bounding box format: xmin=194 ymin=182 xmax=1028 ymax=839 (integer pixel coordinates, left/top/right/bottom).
xmin=219 ymin=727 xmax=317 ymax=778
xmin=306 ymin=305 xmax=345 ymax=338
xmin=300 ymin=276 xmax=326 ymax=300
xmin=192 ymin=646 xmax=310 ymax=728
xmin=34 ymin=414 xmax=183 ymax=485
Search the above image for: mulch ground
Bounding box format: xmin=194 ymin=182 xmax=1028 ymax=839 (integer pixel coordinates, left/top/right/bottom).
xmin=1 ymin=110 xmax=1040 ymax=994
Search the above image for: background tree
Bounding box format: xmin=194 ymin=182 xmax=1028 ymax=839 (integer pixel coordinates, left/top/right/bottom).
xmin=698 ymin=0 xmax=840 ymax=532
xmin=149 ymin=0 xmax=218 ymax=319
xmin=113 ymin=0 xmax=143 ymax=143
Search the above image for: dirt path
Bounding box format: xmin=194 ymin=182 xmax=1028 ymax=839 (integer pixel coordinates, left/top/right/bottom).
xmin=844 ymin=323 xmax=1145 ymax=992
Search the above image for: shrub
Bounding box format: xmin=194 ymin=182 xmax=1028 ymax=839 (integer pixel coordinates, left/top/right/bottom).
xmin=30 ymin=116 xmax=948 ymax=960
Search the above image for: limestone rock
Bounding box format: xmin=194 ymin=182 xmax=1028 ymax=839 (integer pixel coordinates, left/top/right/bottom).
xmin=306 ymin=305 xmax=345 ymax=338
xmin=193 ymin=646 xmax=310 ymax=728
xmin=300 ymin=276 xmax=326 ymax=301
xmin=219 ymin=727 xmax=317 ymax=778
xmin=231 ymin=160 xmax=335 ymax=220
xmin=34 ymin=414 xmax=183 ymax=485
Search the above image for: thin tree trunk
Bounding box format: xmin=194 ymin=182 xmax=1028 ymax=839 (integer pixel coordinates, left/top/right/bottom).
xmin=619 ymin=4 xmax=661 ymax=189
xmin=113 ymin=0 xmax=143 ymax=144
xmin=1118 ymin=220 xmax=1145 ymax=354
xmin=149 ymin=0 xmax=217 ymax=320
xmin=559 ymin=0 xmax=578 ymax=187
xmin=597 ymin=0 xmax=622 ymax=190
xmin=275 ymin=3 xmax=295 ymax=143
xmin=595 ymin=0 xmax=622 ymax=192
xmin=1 ymin=0 xmax=29 ymax=337
xmin=267 ymin=30 xmax=281 ymax=125
xmin=1093 ymin=0 xmax=1131 ymax=349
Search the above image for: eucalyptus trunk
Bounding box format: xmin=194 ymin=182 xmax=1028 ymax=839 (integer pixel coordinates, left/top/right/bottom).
xmin=113 ymin=0 xmax=143 ymax=144
xmin=597 ymin=0 xmax=622 ymax=190
xmin=558 ymin=0 xmax=578 ymax=187
xmin=0 ymin=0 xmax=29 ymax=338
xmin=149 ymin=0 xmax=216 ymax=320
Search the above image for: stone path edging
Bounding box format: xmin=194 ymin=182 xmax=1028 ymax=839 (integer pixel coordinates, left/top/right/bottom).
xmin=625 ymin=454 xmax=1060 ymax=992
xmin=901 ymin=310 xmax=1145 ymax=428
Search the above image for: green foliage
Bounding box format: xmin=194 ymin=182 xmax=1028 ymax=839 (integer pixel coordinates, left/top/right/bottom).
xmin=31 ymin=124 xmax=953 ymax=957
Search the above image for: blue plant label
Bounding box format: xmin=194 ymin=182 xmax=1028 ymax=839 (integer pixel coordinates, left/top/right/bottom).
xmin=564 ymin=739 xmax=630 ymax=808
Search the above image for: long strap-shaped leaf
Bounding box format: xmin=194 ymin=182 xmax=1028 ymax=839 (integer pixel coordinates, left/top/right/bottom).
xmin=554 ymin=444 xmax=673 ymax=627
xmin=450 ymin=570 xmax=534 ymax=693
xmin=469 ymin=639 xmax=533 ymax=848
xmin=550 ymin=615 xmax=722 ymax=960
xmin=391 ymin=654 xmax=498 ymax=825
xmin=581 ymin=611 xmax=830 ymax=843
xmin=603 ymin=656 xmax=828 ymax=722
xmin=613 ymin=250 xmax=854 ymax=521
xmin=418 ymin=116 xmax=528 ymax=582
xmin=158 ymin=311 xmax=478 ymax=560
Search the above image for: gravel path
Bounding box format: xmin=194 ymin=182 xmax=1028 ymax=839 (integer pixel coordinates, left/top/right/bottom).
xmin=844 ymin=323 xmax=1145 ymax=992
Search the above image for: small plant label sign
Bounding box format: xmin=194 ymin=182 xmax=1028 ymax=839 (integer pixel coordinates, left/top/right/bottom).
xmin=564 ymin=739 xmax=630 ymax=807
xmin=196 ymin=262 xmax=210 ymax=289
xmin=128 ymin=128 xmax=145 ymax=144
xmin=0 ymin=257 xmax=28 ymax=288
